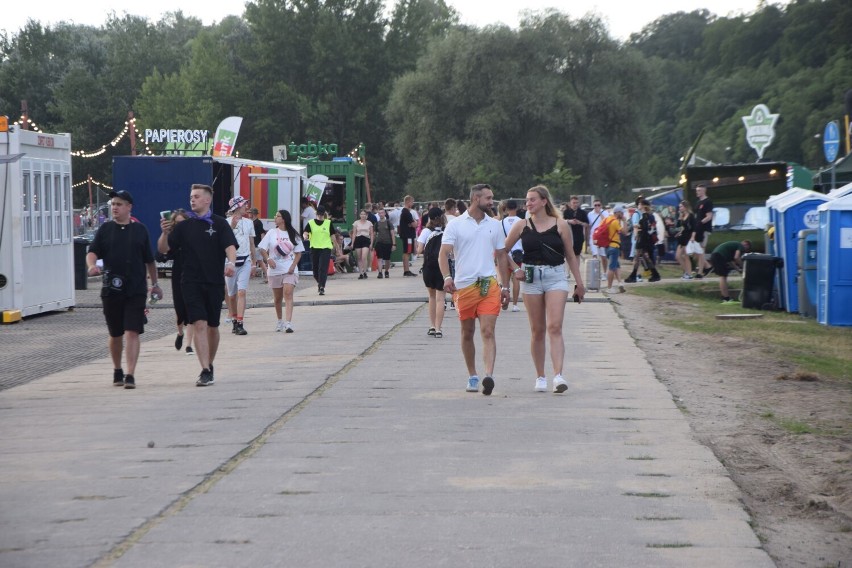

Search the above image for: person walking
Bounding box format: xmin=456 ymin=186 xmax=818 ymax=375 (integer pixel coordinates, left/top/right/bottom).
xmin=587 ymin=200 xmax=609 ymax=282
xmin=373 ymin=207 xmax=396 ymax=278
xmin=563 ymin=195 xmax=590 ymax=262
xmin=438 ymin=184 xmax=511 ymax=396
xmin=604 ymin=205 xmax=629 ymax=294
xmin=503 ymin=185 xmax=585 ymax=394
xmin=398 ymin=195 xmax=419 ymax=276
xmin=625 ymin=199 xmax=662 ymax=283
xmin=258 ymin=209 xmax=304 ymax=332
xmin=86 ymin=190 xmax=160 ymax=389
xmin=351 ymin=209 xmax=375 ymax=279
xmin=158 ymin=183 xmax=237 ymax=387
xmin=417 ymin=207 xmax=448 ymax=338
xmin=675 ymin=200 xmax=697 ymax=280
xmin=500 ymin=199 xmax=524 ymax=312
xmin=165 ymin=208 xmax=195 ymax=355
xmin=225 ymin=196 xmax=256 ymax=335
xmin=303 ymin=205 xmax=334 ymax=295
xmin=249 ymin=207 xmax=267 ymax=282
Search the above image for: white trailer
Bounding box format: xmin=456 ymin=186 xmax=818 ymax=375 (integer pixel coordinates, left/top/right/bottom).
xmin=0 ymin=127 xmax=75 ymax=321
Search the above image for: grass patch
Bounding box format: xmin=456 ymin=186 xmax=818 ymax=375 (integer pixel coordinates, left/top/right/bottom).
xmin=776 ymin=418 xmax=814 ymax=435
xmin=630 ymin=281 xmax=852 ymax=383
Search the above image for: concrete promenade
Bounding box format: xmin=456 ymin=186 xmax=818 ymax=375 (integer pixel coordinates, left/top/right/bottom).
xmin=0 ymin=265 xmax=774 ymax=567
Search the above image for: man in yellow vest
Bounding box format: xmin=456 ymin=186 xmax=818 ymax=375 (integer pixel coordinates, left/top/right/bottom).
xmin=303 ymin=205 xmax=335 ymax=295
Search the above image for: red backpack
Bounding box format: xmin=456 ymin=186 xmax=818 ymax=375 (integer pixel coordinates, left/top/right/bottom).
xmin=592 ymin=217 xmax=613 ymax=247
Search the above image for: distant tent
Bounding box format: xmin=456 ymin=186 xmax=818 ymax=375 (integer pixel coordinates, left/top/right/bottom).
xmin=645 ymin=187 xmax=683 ymax=209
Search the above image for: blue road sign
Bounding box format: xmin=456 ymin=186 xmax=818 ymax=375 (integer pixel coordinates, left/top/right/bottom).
xmin=824 ymin=121 xmax=840 ymax=163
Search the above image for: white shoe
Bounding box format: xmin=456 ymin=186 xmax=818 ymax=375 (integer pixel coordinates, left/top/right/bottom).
xmin=553 ymin=376 xmax=568 ymax=393
xmin=534 ymin=377 xmax=547 ymax=392
xmin=511 ymin=305 xmax=520 ymax=312
xmin=606 ymin=287 xmax=621 ymax=294
xmin=275 ymin=321 xmax=284 ymax=332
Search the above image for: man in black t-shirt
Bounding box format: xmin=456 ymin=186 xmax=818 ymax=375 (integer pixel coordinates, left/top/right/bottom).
xmin=398 ymin=195 xmax=418 ymax=276
xmin=694 ymin=184 xmax=714 ymax=277
xmin=86 ymin=190 xmax=160 ymax=390
xmin=159 ymin=183 xmax=238 ymax=387
xmin=562 ymin=195 xmax=590 ymax=257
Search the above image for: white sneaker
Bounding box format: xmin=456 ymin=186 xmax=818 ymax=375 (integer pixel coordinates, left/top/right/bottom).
xmin=553 ymin=376 xmax=568 ymax=393
xmin=285 ymin=322 xmax=294 ymax=333
xmin=511 ymin=305 xmax=520 ymax=312
xmin=534 ymin=377 xmax=547 ymax=392
xmin=275 ymin=321 xmax=284 ymax=332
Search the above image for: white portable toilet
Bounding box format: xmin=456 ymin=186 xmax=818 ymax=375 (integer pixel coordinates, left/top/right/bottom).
xmin=826 ymin=182 xmax=852 ymax=199
xmin=0 ymin=126 xmax=75 ymax=321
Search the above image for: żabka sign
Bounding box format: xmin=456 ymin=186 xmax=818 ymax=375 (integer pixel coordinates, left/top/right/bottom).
xmin=144 ymin=129 xmax=209 ymax=145
xmin=288 ymin=141 xmax=338 ymax=158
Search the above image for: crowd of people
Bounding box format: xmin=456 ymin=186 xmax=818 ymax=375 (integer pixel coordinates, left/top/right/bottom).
xmin=84 ymin=182 xmax=750 ymax=392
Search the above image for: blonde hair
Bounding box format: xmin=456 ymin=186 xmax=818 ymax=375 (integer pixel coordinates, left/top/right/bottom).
xmin=527 ymin=185 xmax=558 ymax=218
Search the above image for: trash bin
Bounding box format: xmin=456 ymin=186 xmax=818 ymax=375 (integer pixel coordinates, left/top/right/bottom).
xmin=73 ymin=237 xmax=90 ymax=290
xmin=797 ymin=230 xmax=818 ymax=318
xmin=741 ymin=253 xmax=783 ymax=310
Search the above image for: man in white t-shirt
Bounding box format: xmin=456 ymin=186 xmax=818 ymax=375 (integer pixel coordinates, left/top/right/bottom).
xmin=300 ymin=197 xmax=316 ymax=232
xmin=500 ymin=199 xmax=524 ymax=311
xmin=439 ymin=184 xmax=510 ymax=396
xmin=587 ymin=200 xmax=609 ymax=281
xmin=225 ymin=196 xmax=256 ymax=335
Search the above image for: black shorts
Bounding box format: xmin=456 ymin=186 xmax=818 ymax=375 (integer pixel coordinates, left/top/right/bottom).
xmin=102 ymin=294 xmax=147 ymax=337
xmin=354 ymin=235 xmax=371 ymax=249
xmin=181 ymin=281 xmax=225 ymax=327
xmin=422 ymin=265 xmax=445 ymax=291
xmin=711 ymin=252 xmax=731 ymax=277
xmin=401 ymin=237 xmax=415 ymax=254
xmin=374 ymin=242 xmax=392 ymax=260
xmin=172 ymin=281 xmax=189 ymax=326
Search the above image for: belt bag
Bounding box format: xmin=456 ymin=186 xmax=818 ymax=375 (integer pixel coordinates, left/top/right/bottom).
xmin=235 ymin=255 xmax=250 ymax=267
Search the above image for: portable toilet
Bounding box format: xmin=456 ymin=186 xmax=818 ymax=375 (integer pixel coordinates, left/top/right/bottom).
xmin=774 ymin=191 xmax=829 ymax=313
xmin=816 ymin=194 xmax=852 ymax=326
xmin=0 ymin=127 xmax=76 ymax=322
xmin=826 ymin=182 xmax=852 ymax=199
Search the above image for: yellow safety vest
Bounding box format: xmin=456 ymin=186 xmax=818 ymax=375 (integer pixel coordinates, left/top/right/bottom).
xmin=307 ymin=219 xmax=333 ymax=249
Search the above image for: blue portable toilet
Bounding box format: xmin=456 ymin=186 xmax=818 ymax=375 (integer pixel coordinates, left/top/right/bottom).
xmin=775 ymin=191 xmax=829 ymax=313
xmin=817 ymin=194 xmax=852 ymax=326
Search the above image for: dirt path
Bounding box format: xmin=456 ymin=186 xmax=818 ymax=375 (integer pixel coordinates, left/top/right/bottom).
xmin=611 ymin=292 xmax=851 ymax=568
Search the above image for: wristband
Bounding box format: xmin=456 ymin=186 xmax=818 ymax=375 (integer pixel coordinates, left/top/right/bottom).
xmin=443 ymin=275 xmax=452 ymax=281
xmin=225 ymin=260 xmax=234 ymax=265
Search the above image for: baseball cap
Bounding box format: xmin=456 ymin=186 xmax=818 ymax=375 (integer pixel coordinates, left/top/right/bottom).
xmin=228 ymin=195 xmax=249 ymax=212
xmin=613 ymin=205 xmax=625 ymax=214
xmin=108 ymin=190 xmax=133 ymax=204
xmin=316 ymin=205 xmax=327 ymax=215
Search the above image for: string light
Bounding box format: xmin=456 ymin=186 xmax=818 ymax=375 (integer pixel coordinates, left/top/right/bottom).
xmin=72 ymin=178 xmax=114 ymax=191
xmin=14 ymin=116 xmax=42 ymax=132
xmin=346 ymin=144 xmax=365 ymax=165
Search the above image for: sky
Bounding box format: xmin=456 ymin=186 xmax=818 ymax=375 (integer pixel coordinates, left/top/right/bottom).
xmin=5 ymin=0 xmax=768 ymax=40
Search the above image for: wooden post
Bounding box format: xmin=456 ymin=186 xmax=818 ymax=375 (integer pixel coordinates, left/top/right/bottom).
xmin=128 ymin=111 xmax=137 ymax=156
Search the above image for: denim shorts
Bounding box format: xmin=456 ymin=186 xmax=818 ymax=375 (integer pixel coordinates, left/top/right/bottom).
xmin=606 ymin=247 xmax=621 ymax=271
xmin=520 ymin=264 xmax=569 ymax=295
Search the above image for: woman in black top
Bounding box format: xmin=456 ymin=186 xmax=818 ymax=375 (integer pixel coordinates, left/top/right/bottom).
xmin=167 ymin=209 xmax=194 ymax=354
xmin=503 ymin=185 xmax=586 ymax=395
xmin=675 ymin=200 xmax=697 ymax=279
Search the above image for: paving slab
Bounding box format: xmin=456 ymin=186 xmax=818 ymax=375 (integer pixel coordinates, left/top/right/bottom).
xmin=0 ymin=272 xmax=774 ymax=567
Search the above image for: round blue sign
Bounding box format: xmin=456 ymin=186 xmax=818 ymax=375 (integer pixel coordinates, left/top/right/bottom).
xmin=823 ymin=121 xmax=840 ymax=163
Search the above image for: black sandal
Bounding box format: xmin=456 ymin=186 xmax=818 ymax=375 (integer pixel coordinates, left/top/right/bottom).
xmin=427 ymin=327 xmax=436 ymax=336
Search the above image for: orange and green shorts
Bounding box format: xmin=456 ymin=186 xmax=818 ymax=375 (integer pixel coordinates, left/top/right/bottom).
xmin=454 ymin=277 xmax=501 ymax=321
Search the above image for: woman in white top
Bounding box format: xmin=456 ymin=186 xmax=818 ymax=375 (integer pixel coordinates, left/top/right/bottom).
xmin=351 ymin=209 xmax=375 ymax=279
xmin=258 ymin=209 xmax=305 ymax=333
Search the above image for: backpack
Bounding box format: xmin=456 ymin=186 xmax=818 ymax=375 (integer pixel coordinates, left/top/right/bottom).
xmin=592 ymin=217 xmax=613 ymax=247
xmin=423 ymin=229 xmax=443 ymax=270
xmin=639 ymin=213 xmax=658 ymax=245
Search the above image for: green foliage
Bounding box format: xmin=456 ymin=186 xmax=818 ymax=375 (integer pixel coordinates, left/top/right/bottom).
xmin=1 ymin=0 xmax=850 ymax=201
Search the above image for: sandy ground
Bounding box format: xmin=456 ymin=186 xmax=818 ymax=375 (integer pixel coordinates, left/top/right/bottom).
xmin=611 ymin=292 xmax=851 ymax=568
